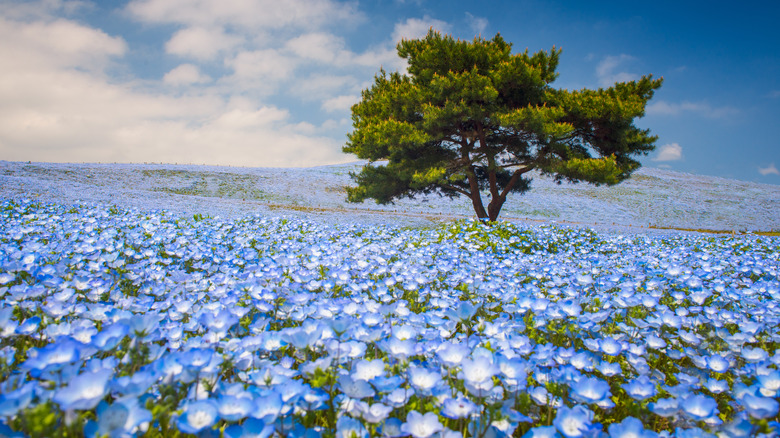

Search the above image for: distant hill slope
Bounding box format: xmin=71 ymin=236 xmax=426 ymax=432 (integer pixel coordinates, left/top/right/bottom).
xmin=1 ymin=161 xmax=778 ymax=232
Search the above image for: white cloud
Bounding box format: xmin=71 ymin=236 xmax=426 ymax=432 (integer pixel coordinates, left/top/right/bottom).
xmin=758 ymin=163 xmax=780 ymax=176
xmin=292 ymin=74 xmax=357 ymax=101
xmin=769 ymin=90 xmax=780 ymax=98
xmin=163 ymin=64 xmax=211 ymax=85
xmin=165 ymin=26 xmax=243 ymax=60
xmin=223 ymin=49 xmax=299 ymax=91
xmin=652 ymin=143 xmax=683 ymax=162
xmin=0 ymin=17 xmax=126 ymax=73
xmin=646 ymin=100 xmax=739 ymax=119
xmin=285 ymin=32 xmax=349 ymax=64
xmin=465 ymin=12 xmax=488 ymax=36
xmin=595 ymin=54 xmax=638 ymax=87
xmin=322 ymin=95 xmax=359 ymax=112
xmin=392 ymin=16 xmax=450 ymax=43
xmin=0 ymin=13 xmax=348 ymax=167
xmin=126 ymin=0 xmax=362 ymax=30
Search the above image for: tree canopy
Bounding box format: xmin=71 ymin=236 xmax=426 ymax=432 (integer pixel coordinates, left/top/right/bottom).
xmin=343 ymin=30 xmax=663 ymax=221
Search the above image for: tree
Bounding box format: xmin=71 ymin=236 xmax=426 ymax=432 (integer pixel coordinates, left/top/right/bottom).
xmin=343 ymin=30 xmax=663 ymax=222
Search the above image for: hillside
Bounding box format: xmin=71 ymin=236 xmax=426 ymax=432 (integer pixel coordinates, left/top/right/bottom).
xmin=1 ymin=160 xmax=778 ymax=232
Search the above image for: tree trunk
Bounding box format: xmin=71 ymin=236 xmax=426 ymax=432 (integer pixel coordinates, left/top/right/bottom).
xmin=465 ymin=166 xmax=488 ymax=219
xmin=487 ymin=196 xmax=505 ymax=222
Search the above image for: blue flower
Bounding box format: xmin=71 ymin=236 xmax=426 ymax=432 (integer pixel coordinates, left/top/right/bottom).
xmin=647 ymin=398 xmax=680 ymax=417
xmin=522 ymin=426 xmax=561 ymax=438
xmin=571 ymin=376 xmax=612 ymax=406
xmin=15 ymin=316 xmax=41 ymax=335
xmin=339 ymin=374 xmax=375 ymax=399
xmin=401 ymin=411 xmax=443 ymax=438
xmin=553 ymin=405 xmax=594 ymax=438
xmin=622 ymin=375 xmax=656 ymax=401
xmin=177 ymin=399 xmax=219 ymax=434
xmin=336 ymin=416 xmax=369 ymax=438
xmin=607 ymin=417 xmax=658 ymax=438
xmin=437 ymin=341 xmax=470 ymax=368
xmin=358 ymin=402 xmax=393 ymax=423
xmin=681 ymin=394 xmax=718 ymax=421
xmin=217 ymin=394 xmax=254 ymax=422
xmin=408 ymin=366 xmax=442 ymax=396
xmin=224 ymin=418 xmax=274 ymax=438
xmin=740 ymin=393 xmax=779 ymax=419
xmin=53 ymin=368 xmax=113 ymax=411
xmin=0 ymin=381 xmax=36 ymax=416
xmin=444 ymin=301 xmax=478 ymax=322
xmin=22 ymin=338 xmax=82 ymax=377
xmin=251 ymin=390 xmax=283 ymax=423
xmin=441 ymin=395 xmax=478 ymax=419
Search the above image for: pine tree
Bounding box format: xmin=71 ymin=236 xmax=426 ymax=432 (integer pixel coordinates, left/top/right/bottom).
xmin=344 ymin=30 xmax=662 ymax=221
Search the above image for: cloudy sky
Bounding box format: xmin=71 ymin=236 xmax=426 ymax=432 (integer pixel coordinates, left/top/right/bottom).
xmin=1 ymin=0 xmax=778 ymax=184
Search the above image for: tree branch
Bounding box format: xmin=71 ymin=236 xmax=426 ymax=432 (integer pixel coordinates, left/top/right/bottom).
xmin=441 ymin=184 xmax=471 ymax=197
xmin=499 ymin=165 xmax=535 ymax=199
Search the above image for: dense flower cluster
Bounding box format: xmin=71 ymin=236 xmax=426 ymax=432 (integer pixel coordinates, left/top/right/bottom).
xmin=0 ymin=199 xmax=778 ymax=437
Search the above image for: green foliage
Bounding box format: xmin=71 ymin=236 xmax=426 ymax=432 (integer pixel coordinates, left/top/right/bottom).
xmin=344 ymin=30 xmax=662 ymax=221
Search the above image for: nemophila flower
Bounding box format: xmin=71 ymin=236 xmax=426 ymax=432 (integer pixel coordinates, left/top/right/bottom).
xmin=553 ymin=405 xmax=594 ymax=438
xmin=649 ymin=397 xmax=679 ymax=417
xmin=673 ymin=427 xmax=716 ymax=438
xmin=757 ymin=369 xmax=780 ymax=396
xmin=224 ymin=418 xmax=274 ymax=438
xmin=645 ymin=333 xmax=667 ymax=349
xmin=251 ymin=391 xmax=283 ymax=423
xmin=352 ymin=358 xmax=385 ymax=381
xmin=408 ymin=366 xmax=442 ymax=395
xmin=720 ymin=414 xmax=756 ymax=438
xmin=444 ymin=301 xmax=478 ymax=322
xmin=437 ymin=341 xmax=470 ymax=368
xmin=569 ymin=352 xmax=594 ymax=371
xmin=371 ymin=374 xmax=404 ymax=393
xmin=0 ymin=306 xmax=18 ymax=337
xmin=359 ymin=402 xmax=393 ymax=423
xmin=381 ymin=337 xmax=416 ymax=360
xmin=681 ymin=394 xmax=719 ymax=421
xmin=339 ymin=375 xmax=375 ymax=399
xmin=529 ymin=387 xmax=563 ymax=408
xmin=703 ymin=378 xmax=729 ymax=394
xmin=740 ymin=393 xmax=779 ymax=419
xmin=461 ymin=355 xmax=498 ymax=385
xmin=571 ymin=376 xmax=612 ymax=406
xmin=441 ymin=395 xmax=478 ymax=419
xmin=379 ymin=417 xmax=404 ymax=438
xmin=401 ymin=411 xmax=443 ymax=438
xmin=522 ymin=426 xmax=561 ymax=438
xmin=385 ymin=387 xmax=413 ymax=408
xmin=741 ymin=346 xmax=769 ymax=363
xmin=706 ymin=354 xmax=730 ymax=373
xmin=217 ymin=394 xmax=254 ymax=422
xmin=53 ymin=368 xmax=113 ymax=410
xmin=607 ymin=416 xmax=658 ymax=438
xmin=0 ymin=381 xmax=36 ymax=416
xmin=111 ymin=369 xmax=156 ymax=397
xmin=86 ymin=397 xmax=152 ymax=438
xmin=177 ymin=399 xmax=219 ymax=434
xmin=598 ymin=337 xmax=622 ymax=356
xmin=335 ymin=416 xmax=369 ymax=438
xmin=22 ymin=338 xmax=82 ymax=376
xmin=622 ymin=375 xmax=656 ymax=401
xmin=15 ymin=316 xmax=41 ymax=335
xmin=498 ymin=356 xmax=529 ymax=389
xmin=597 ymin=361 xmax=622 ymax=377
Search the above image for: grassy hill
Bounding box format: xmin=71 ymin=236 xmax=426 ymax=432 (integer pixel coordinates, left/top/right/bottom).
xmin=2 ymin=160 xmax=778 ymax=233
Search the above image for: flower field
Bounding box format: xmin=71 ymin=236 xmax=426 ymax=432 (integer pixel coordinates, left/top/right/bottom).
xmin=0 ymin=198 xmax=778 ymax=437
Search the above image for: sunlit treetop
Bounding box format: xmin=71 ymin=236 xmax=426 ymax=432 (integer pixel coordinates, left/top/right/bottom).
xmin=344 ymin=30 xmax=663 ymax=221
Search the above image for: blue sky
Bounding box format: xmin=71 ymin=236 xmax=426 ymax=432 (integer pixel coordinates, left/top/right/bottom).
xmin=1 ymin=0 xmax=778 ymax=184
